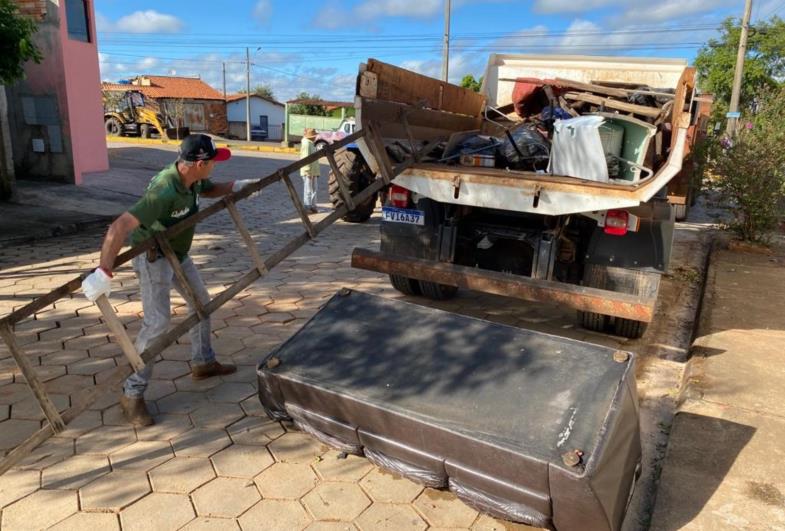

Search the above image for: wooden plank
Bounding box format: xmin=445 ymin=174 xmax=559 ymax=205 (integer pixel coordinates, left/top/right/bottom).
xmin=325 ymin=152 xmax=356 ymax=211
xmin=154 ymin=234 xmax=207 ymax=320
xmin=359 ymin=99 xmax=482 ymax=141
xmin=351 ymin=248 xmax=655 ymax=322
xmin=281 ymin=172 xmax=317 ymax=239
xmin=562 ymin=92 xmax=661 ymax=118
xmin=365 ymin=59 xmax=486 ymax=117
xmin=365 ymin=122 xmax=394 ymax=184
xmin=0 ymin=324 xmax=65 ymax=432
xmin=225 ymin=199 xmax=269 ymax=275
xmin=94 ymin=295 xmax=146 ymax=372
xmin=554 ymin=78 xmax=629 ymax=98
xmin=671 ymin=67 xmax=695 ymax=150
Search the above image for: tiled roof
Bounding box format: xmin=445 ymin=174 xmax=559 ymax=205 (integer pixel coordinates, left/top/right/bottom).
xmin=226 ymin=93 xmax=284 ymax=107
xmin=101 ymin=76 xmax=224 ymax=101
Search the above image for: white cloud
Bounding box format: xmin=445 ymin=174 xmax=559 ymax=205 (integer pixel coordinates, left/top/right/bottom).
xmin=253 ymin=0 xmax=272 ymax=24
xmin=399 ymin=52 xmax=485 ymax=84
xmin=98 ymin=10 xmax=185 ymax=34
xmin=355 ymin=0 xmax=442 ymax=19
xmin=533 ymin=0 xmax=617 ymax=14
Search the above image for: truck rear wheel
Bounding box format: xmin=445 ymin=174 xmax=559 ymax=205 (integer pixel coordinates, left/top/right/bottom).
xmin=389 ymin=274 xmax=421 ymax=296
xmin=577 ymin=263 xmax=655 ymax=339
xmin=328 ymin=149 xmax=377 ymax=223
xmin=418 ymin=281 xmax=458 ymax=301
xmin=105 ymin=117 xmax=122 ymax=136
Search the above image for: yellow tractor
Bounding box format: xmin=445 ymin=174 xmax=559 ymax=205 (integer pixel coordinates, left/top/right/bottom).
xmin=102 ymin=89 xmax=172 ymax=138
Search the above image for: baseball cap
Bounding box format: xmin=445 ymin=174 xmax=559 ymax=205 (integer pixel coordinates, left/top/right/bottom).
xmin=179 ymin=134 xmax=231 ymax=162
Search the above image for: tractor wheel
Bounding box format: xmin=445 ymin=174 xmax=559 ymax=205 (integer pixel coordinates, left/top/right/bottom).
xmin=418 ymin=280 xmax=458 ymax=301
xmin=105 ymin=117 xmax=122 ymax=136
xmin=328 ymin=148 xmax=377 ymax=223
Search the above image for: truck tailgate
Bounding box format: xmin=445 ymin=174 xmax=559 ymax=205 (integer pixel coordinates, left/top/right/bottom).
xmin=257 ymin=289 xmax=641 ymax=530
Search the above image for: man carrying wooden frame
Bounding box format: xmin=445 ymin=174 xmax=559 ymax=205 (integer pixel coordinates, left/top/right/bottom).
xmin=82 ymin=134 xmax=258 ymax=427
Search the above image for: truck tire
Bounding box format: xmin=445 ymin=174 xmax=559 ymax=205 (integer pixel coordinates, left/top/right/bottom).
xmin=140 ymin=124 xmax=152 ymax=139
xmin=105 ymin=117 xmax=122 ymax=136
xmin=389 ymin=274 xmax=421 ymax=296
xmin=577 ymin=263 xmax=655 ymax=339
xmin=328 ymin=149 xmax=377 ymax=223
xmin=418 ymin=281 xmax=458 ymax=301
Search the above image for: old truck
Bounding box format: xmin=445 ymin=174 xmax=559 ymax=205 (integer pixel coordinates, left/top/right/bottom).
xmin=102 ymin=89 xmax=173 ymax=139
xmin=335 ymin=55 xmax=703 ymax=338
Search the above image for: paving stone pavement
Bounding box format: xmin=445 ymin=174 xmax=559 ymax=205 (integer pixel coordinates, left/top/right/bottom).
xmin=0 ymin=145 xmax=673 ymax=530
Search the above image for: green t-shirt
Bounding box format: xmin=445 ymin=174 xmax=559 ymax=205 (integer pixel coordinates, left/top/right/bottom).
xmin=129 ymin=163 xmax=215 ymax=260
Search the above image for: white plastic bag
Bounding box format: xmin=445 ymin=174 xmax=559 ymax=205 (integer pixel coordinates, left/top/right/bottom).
xmin=550 ymin=115 xmax=609 ymax=182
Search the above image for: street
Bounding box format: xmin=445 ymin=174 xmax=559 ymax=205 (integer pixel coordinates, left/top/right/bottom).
xmin=0 ymin=144 xmax=716 ymax=530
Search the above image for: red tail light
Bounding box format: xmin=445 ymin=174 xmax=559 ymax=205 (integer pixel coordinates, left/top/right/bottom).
xmin=390 ymin=185 xmax=411 ymax=208
xmin=604 ymin=210 xmax=629 ymax=236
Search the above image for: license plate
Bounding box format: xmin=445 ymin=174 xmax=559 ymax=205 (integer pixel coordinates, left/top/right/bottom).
xmin=382 ymin=207 xmax=425 ymax=226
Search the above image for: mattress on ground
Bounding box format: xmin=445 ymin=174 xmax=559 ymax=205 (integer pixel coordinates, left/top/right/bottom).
xmin=257 ymin=289 xmax=641 ymax=530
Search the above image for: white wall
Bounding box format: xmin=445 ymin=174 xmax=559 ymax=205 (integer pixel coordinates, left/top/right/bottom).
xmin=226 ymin=97 xmax=285 ymax=140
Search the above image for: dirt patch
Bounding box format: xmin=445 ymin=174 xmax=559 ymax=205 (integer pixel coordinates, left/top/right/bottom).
xmin=746 ymin=481 xmax=785 ymax=507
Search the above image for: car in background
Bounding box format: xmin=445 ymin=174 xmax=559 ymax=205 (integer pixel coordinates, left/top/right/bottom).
xmin=314 ymin=118 xmax=355 ymax=149
xmin=251 ymin=126 xmax=268 ymax=141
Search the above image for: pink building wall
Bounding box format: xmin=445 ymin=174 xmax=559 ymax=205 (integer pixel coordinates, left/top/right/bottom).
xmin=59 ymin=0 xmax=108 ymax=182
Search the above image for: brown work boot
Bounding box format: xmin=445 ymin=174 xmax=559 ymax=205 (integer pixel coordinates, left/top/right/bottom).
xmin=191 ymin=360 xmax=237 ymax=380
xmin=120 ymin=395 xmax=154 ymax=427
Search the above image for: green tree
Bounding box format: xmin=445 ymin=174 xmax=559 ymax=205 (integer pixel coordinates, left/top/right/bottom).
xmin=694 ymin=16 xmax=785 ymax=112
xmin=703 ymin=86 xmax=785 ymax=242
xmin=289 ymin=91 xmax=327 ymax=116
xmin=0 ymin=0 xmax=43 ymax=85
xmin=239 ymin=84 xmax=276 ymax=100
xmin=460 ymin=74 xmax=483 ymax=92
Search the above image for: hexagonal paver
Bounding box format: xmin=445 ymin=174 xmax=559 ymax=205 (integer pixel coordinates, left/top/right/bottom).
xmin=254 ymin=462 xmax=319 ymax=499
xmin=143 ymin=380 xmax=178 ymax=401
xmin=76 ymin=425 xmax=137 ymax=455
xmin=302 ymin=482 xmax=371 ymax=521
xmin=267 ymin=432 xmax=328 ymax=464
xmin=0 ymin=419 xmax=41 ymax=451
xmin=191 ymin=477 xmax=260 ymax=518
xmin=10 ymin=393 xmax=69 ymax=421
xmin=413 ymin=489 xmax=479 ymax=528
xmin=0 ymin=469 xmax=39 ymax=508
xmin=239 ymin=395 xmax=266 ymax=417
xmin=210 ymin=444 xmax=273 ymax=478
xmin=56 ymin=409 xmax=103 ymax=438
xmin=151 ymin=360 xmax=192 ymax=380
xmin=42 ymin=454 xmax=111 ymax=489
xmin=49 ymin=512 xmax=120 ymax=531
xmin=172 ymin=428 xmax=232 ymax=458
xmin=149 ymin=456 xmax=215 ymax=493
xmin=471 ymin=514 xmax=533 ymax=530
xmin=305 ymin=523 xmax=357 ymax=531
xmin=227 ymin=416 xmax=284 ymax=446
xmin=206 ymin=382 xmax=256 ymax=404
xmin=109 ymin=440 xmax=174 ymax=470
xmin=136 ymin=414 xmax=193 ymax=442
xmin=120 ymin=492 xmax=196 ymax=531
xmin=190 ymin=403 xmax=245 ymax=428
xmin=314 ymin=451 xmax=373 ymax=482
xmin=44 ymin=374 xmax=94 ymax=394
xmin=238 ymin=499 xmax=312 ymax=530
xmin=0 ymin=383 xmax=34 ymax=404
xmin=359 ymin=468 xmax=424 ymax=504
xmin=68 ymin=357 xmax=116 ymax=376
xmin=16 ymin=436 xmax=74 ymax=471
xmin=0 ymin=403 xmax=8 ymax=421
xmin=80 ymin=470 xmax=151 ymax=511
xmin=180 ymin=516 xmax=240 ymax=530
xmin=157 ymin=392 xmax=210 ymax=415
xmin=355 ymin=503 xmax=427 ymax=530
xmin=1 ymin=489 xmax=78 ymax=529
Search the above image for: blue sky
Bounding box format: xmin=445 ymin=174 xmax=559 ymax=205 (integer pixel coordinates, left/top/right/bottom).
xmin=96 ymin=0 xmax=784 ymax=102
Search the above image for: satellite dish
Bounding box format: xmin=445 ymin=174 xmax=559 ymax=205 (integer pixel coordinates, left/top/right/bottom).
xmin=169 ymin=69 xmax=177 ymax=76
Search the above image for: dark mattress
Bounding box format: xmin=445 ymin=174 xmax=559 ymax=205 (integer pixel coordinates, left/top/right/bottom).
xmin=257 ymin=289 xmax=641 ymax=530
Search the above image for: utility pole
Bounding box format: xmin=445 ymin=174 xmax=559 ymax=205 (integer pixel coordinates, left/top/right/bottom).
xmin=245 ymin=47 xmax=251 ymax=142
xmin=222 ymin=62 xmax=227 ymax=101
xmin=441 ymin=0 xmax=451 ymax=82
xmin=726 ymin=0 xmax=753 ymax=135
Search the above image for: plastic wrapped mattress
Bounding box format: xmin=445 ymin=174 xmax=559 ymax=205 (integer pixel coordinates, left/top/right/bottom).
xmin=257 ymin=289 xmax=641 ymax=530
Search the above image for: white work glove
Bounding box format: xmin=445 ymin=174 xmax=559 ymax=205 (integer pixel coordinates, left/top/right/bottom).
xmin=232 ymin=179 xmax=261 ymax=198
xmin=82 ymin=268 xmax=113 ymax=302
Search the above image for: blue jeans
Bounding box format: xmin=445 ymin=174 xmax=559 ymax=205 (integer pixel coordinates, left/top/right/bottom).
xmin=123 ymin=255 xmax=216 ymax=398
xmin=302 ymin=174 xmax=318 ymax=208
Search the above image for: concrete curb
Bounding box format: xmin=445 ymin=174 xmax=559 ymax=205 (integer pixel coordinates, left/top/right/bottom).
xmin=106 ymin=135 xmax=298 ymax=154
xmin=0 ymin=215 xmax=111 ymax=249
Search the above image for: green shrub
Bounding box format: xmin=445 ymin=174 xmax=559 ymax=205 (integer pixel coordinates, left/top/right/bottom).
xmin=706 ymin=87 xmax=785 ymax=242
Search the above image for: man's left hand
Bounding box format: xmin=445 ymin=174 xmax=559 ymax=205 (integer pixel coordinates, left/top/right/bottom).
xmin=232 ymin=179 xmax=260 ymax=198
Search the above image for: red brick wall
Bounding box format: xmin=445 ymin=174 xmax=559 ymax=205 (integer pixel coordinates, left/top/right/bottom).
xmin=14 ymin=0 xmax=47 ymax=19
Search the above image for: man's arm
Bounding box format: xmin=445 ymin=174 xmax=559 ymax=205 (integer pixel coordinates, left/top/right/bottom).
xmin=200 ymin=181 xmax=233 ymax=198
xmin=99 ymin=212 xmax=140 ymax=274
